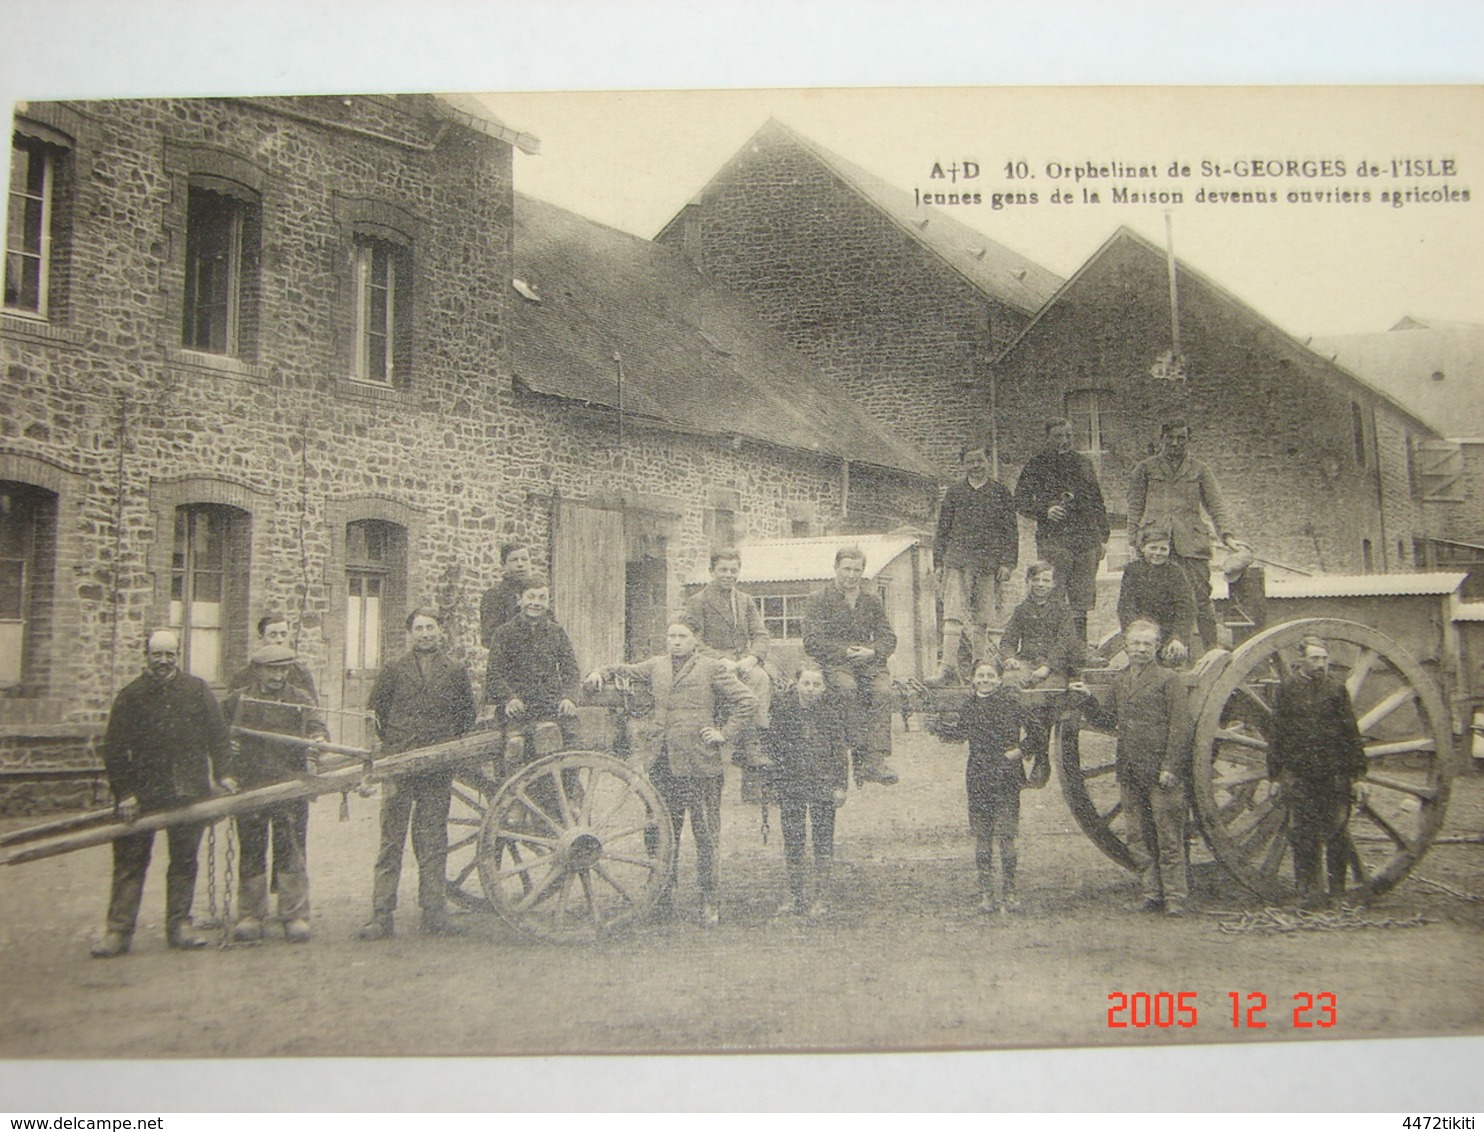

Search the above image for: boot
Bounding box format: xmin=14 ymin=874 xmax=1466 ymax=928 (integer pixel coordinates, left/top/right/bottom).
xmin=277 ymin=871 xmax=311 ymax=942
xmin=358 ymin=913 xmax=394 ymax=941
xmin=91 ymin=931 xmax=132 ymax=958
xmin=165 ymin=872 xmax=207 ymax=949
xmin=233 ymin=874 xmax=269 ymax=942
xmin=853 ymin=750 xmax=899 ymax=786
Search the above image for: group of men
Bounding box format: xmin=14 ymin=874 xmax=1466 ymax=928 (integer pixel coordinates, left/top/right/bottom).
xmin=930 ymin=415 xmax=1240 ymax=687
xmin=87 ymin=412 xmax=1370 ymax=951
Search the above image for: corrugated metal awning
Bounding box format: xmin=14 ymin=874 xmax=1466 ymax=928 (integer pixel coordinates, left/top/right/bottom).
xmin=1264 ymin=572 xmax=1468 ymax=599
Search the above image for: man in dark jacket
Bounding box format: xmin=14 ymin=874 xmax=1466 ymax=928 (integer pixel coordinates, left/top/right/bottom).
xmin=359 ymin=607 xmax=477 ymax=939
xmin=803 ymin=545 xmax=899 ymax=786
xmin=92 ymin=629 xmax=231 ymax=957
xmin=930 ymin=442 xmax=1018 ymax=684
xmin=1268 ymin=636 xmax=1369 ymax=907
xmin=685 ymin=548 xmax=773 ymax=769
xmin=1014 ymin=417 xmax=1110 ymax=655
xmin=1069 ymin=620 xmax=1194 ymax=915
xmin=226 ymin=612 xmax=318 ymax=704
xmin=479 ymin=542 xmax=533 ymax=649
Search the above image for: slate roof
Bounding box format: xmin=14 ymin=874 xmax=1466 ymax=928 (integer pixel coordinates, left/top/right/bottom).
xmin=659 ymin=119 xmax=1063 ymax=318
xmin=686 ymin=533 xmax=921 ymax=586
xmin=994 ymin=226 xmax=1444 ymax=438
xmin=1310 ymin=317 xmax=1484 ymax=439
xmin=509 ymin=193 xmax=938 ymax=478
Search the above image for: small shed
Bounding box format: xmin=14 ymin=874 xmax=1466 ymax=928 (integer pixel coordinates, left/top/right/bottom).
xmin=685 ymin=533 xmax=935 ymax=681
xmin=1452 ymin=601 xmax=1484 ymax=750
xmin=1254 ymin=572 xmax=1471 ymax=731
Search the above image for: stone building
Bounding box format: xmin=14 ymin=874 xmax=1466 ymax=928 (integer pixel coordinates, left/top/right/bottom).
xmin=654 ymin=118 xmax=1063 ymax=472
xmin=0 ymin=95 xmax=935 ymax=810
xmin=989 ymin=227 xmax=1459 ymax=580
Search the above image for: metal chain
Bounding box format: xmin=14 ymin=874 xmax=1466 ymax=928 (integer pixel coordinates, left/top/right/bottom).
xmin=1214 ymin=905 xmax=1429 ymax=935
xmin=204 ymin=821 xmax=219 ymax=927
xmin=222 ymin=818 xmax=237 ymax=947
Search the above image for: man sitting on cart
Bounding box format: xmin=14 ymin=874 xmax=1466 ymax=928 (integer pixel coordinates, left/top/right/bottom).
xmin=484 ymin=574 xmax=583 ymax=778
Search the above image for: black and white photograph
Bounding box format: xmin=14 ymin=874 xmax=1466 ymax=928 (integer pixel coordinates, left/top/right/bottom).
xmin=1 ymin=1 xmax=1482 ymax=1114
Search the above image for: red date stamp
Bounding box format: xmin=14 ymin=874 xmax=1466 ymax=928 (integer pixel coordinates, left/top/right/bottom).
xmin=1105 ymin=992 xmax=1338 ymax=1029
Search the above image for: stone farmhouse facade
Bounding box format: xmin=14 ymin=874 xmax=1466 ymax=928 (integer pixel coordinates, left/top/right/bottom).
xmin=657 ymin=121 xmax=1469 ymax=588
xmin=988 ymin=227 xmax=1459 ymax=579
xmin=0 ymin=95 xmax=937 ymax=810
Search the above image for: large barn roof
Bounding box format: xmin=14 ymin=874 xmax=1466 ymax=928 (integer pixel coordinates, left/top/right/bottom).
xmin=658 ymin=119 xmax=1063 ymax=318
xmin=509 ymin=193 xmax=938 ymax=478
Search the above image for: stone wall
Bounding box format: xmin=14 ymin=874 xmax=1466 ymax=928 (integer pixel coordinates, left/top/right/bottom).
xmin=0 ymin=96 xmax=929 ymax=809
xmin=654 ymin=125 xmax=1033 ymax=473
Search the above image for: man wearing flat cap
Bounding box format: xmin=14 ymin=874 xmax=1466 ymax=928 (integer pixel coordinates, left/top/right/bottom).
xmin=92 ymin=629 xmax=231 ymax=957
xmin=222 ymin=644 xmax=331 ymax=943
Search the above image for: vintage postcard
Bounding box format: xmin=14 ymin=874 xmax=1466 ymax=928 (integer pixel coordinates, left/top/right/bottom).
xmin=1 ymin=56 xmax=1482 ymax=1110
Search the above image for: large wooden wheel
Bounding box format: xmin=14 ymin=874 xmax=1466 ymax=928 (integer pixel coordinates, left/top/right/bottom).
xmin=446 ymin=763 xmax=503 ymax=912
xmin=1191 ymin=618 xmax=1453 ymax=901
xmin=476 ymin=750 xmax=676 ymax=941
xmin=1055 ymin=714 xmax=1139 ymax=871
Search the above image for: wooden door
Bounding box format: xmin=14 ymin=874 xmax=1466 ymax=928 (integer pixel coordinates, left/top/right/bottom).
xmin=552 ymin=498 xmax=627 ymax=673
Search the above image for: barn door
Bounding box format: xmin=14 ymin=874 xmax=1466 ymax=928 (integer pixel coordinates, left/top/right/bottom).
xmin=1417 ymin=441 xmax=1465 ymax=502
xmin=552 ymin=498 xmax=627 ymax=673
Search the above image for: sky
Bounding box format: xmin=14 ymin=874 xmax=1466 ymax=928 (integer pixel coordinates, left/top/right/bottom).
xmin=486 ymin=86 xmax=1484 ymax=339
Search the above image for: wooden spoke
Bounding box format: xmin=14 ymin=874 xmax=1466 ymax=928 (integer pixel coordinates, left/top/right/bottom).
xmin=512 ymin=788 xmax=564 ymax=836
xmin=1215 ymin=726 xmax=1269 ymax=751
xmin=1217 ymin=781 xmax=1260 ymax=821
xmin=1364 ymin=773 xmax=1439 ymax=801
xmin=595 ymin=822 xmax=655 ymax=844
xmin=447 ymin=828 xmax=479 ymax=854
xmin=593 ymin=862 xmax=637 ymax=906
xmin=1356 ymin=802 xmax=1415 ymax=853
xmin=512 ymin=859 xmax=567 ymax=912
xmin=1356 ymin=686 xmax=1417 ymax=734
xmin=1234 ymin=683 xmax=1274 ymax=715
xmin=1079 ymin=762 xmax=1117 ymax=780
xmin=1214 ymin=766 xmax=1269 ymax=790
xmin=489 ymin=829 xmax=559 ymax=848
xmin=1098 ymin=799 xmax=1122 ymax=825
xmin=555 ymin=870 xmax=574 ymax=925
xmin=1345 ymin=648 xmax=1380 ymax=699
xmin=1256 ymin=811 xmax=1291 ymax=880
xmin=575 ymin=764 xmax=599 ymax=826
xmin=449 ymin=784 xmax=483 ymax=810
xmin=496 ymin=851 xmax=558 ymax=882
xmin=1236 ymin=804 xmax=1287 ymax=863
xmin=602 ymin=851 xmax=662 ymax=871
xmin=590 ymin=775 xmax=637 ymax=834
xmin=1212 ymin=744 xmax=1266 ymax=770
xmin=450 ymin=854 xmax=480 ymax=889
xmin=548 ymin=767 xmax=576 ymax=826
xmin=1364 ymin=737 xmax=1436 ymax=759
xmin=578 ymin=870 xmax=602 ymax=926
xmin=1228 ymin=794 xmax=1280 ymax=843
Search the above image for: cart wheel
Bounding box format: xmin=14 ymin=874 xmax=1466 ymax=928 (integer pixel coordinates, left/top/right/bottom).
xmin=446 ymin=763 xmax=503 ymax=912
xmin=1191 ymin=618 xmax=1453 ymax=901
xmin=477 ymin=750 xmax=675 ymax=941
xmin=1055 ymin=718 xmax=1139 ymax=872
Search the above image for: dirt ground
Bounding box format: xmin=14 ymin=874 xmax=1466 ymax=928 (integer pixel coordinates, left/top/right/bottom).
xmin=2 ymin=723 xmax=1483 ymax=1075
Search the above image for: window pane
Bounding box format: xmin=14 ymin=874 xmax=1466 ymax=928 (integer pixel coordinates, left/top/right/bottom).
xmin=0 ymin=622 xmax=21 ymax=688
xmin=363 ymin=589 xmax=381 ymax=669
xmin=346 ymin=592 xmax=363 ymax=669
xmin=183 ymin=188 xmax=240 ymax=353
xmin=188 ymin=626 xmax=221 ymax=683
xmin=0 ymin=559 xmax=24 ymax=620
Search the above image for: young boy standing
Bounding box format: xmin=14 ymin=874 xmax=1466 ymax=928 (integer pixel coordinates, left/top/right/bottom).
xmin=999 ymin=560 xmax=1079 ymax=787
xmin=765 ymin=662 xmax=851 ymax=918
xmin=930 ymin=659 xmax=1027 ymax=914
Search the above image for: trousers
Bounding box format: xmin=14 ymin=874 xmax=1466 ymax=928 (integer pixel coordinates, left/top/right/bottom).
xmin=105 ymin=821 xmax=206 ymax=936
xmin=825 ymin=666 xmax=894 ymax=758
xmin=779 ymin=799 xmax=836 ymax=902
xmin=1121 ymin=777 xmax=1188 ymax=904
xmin=647 ymin=754 xmax=723 ymax=898
xmin=1173 ymin=552 xmax=1217 ymax=650
xmin=371 ymin=768 xmax=453 ymax=919
xmin=237 ymin=800 xmax=310 ymax=919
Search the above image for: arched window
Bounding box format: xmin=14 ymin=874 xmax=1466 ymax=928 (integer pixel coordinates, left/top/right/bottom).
xmin=170 ymin=503 xmax=250 ymax=683
xmin=345 ymin=519 xmax=407 ymax=673
xmin=0 ymin=481 xmax=57 ymax=693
